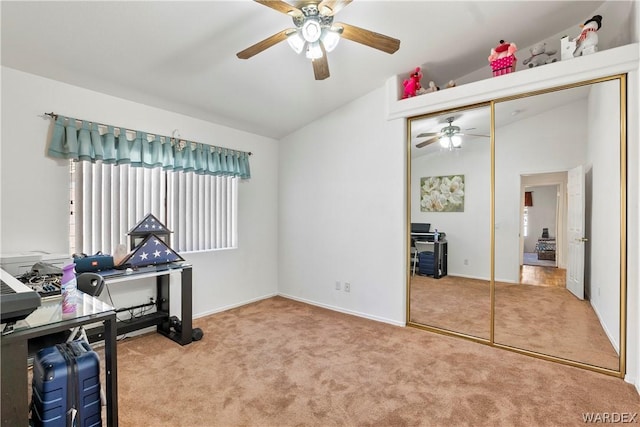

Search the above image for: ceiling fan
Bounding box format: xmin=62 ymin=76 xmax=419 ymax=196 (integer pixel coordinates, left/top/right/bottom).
xmin=416 ymin=117 xmax=489 ymax=150
xmin=236 ymin=0 xmax=400 ymax=80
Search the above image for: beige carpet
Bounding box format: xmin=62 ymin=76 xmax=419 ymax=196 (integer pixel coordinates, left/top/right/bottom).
xmin=410 ymin=275 xmax=619 ymax=370
xmin=410 ymin=275 xmax=491 ymax=339
xmin=111 ymin=296 xmax=638 ymax=426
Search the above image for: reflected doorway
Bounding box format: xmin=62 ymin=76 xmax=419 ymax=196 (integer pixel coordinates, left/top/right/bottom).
xmin=520 ymin=175 xmax=563 ymax=271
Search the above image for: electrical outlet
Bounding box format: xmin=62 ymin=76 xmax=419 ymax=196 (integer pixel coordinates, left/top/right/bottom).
xmin=344 ymin=282 xmax=351 ymax=292
xmin=464 ymin=259 xmax=469 ymax=266
xmin=335 ymin=281 xmax=341 ymax=291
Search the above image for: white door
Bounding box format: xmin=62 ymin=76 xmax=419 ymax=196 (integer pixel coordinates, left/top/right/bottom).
xmin=566 ymin=165 xmax=585 ymax=299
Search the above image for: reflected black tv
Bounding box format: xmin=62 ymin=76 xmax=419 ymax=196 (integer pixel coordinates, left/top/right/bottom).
xmin=411 ymin=223 xmax=430 ymax=233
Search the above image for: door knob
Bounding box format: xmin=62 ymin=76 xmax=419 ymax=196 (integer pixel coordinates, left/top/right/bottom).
xmin=579 ymin=237 xmax=589 ymax=242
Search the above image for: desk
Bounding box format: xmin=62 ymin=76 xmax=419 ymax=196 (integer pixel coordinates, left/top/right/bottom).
xmin=410 ymin=233 xmax=448 ymax=279
xmin=91 ymin=263 xmax=193 ymax=346
xmin=1 ymin=293 xmax=118 ymax=427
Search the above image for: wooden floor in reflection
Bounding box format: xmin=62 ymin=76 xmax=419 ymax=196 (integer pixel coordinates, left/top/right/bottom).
xmin=520 ymin=265 xmax=565 ymax=287
xmin=410 ymin=266 xmax=619 ymax=370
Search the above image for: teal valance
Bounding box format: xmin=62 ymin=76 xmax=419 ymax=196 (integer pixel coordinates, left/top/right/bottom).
xmin=47 ymin=114 xmax=251 ymax=179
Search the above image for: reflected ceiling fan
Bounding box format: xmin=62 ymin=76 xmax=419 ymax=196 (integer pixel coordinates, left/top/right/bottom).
xmin=236 ymin=0 xmax=400 ymax=80
xmin=416 ymin=117 xmax=489 ymax=150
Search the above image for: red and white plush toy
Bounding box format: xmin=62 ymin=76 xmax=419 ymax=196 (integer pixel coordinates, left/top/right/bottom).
xmin=488 ymin=40 xmax=517 ymax=62
xmin=402 ymin=67 xmax=423 ymax=99
xmin=488 ymin=40 xmax=518 ymax=76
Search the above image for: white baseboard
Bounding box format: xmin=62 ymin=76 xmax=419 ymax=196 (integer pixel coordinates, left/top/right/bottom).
xmin=193 ymin=292 xmax=277 ymax=319
xmin=278 ymin=293 xmax=406 ymax=327
xmin=590 ymin=301 xmax=620 ymax=354
xmin=623 ymin=373 xmax=640 ymax=395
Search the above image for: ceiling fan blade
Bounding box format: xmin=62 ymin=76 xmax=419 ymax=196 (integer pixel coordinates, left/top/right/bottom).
xmin=336 ymin=22 xmax=400 ymax=54
xmin=416 ymin=132 xmax=440 ymax=138
xmin=254 ymin=0 xmax=303 ymax=18
xmin=459 ymin=133 xmax=490 ymax=138
xmin=416 ymin=136 xmax=440 ymax=149
xmin=312 ymin=44 xmax=330 ymax=80
xmin=236 ymin=29 xmax=294 ymax=59
xmin=318 ymin=0 xmax=352 ymax=16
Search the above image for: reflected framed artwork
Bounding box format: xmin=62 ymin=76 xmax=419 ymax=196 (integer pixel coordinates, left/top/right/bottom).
xmin=420 ymin=175 xmax=465 ymax=212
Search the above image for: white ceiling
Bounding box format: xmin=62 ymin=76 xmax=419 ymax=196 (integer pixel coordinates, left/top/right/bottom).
xmin=409 ymin=84 xmax=593 ymax=158
xmin=1 ymin=1 xmax=610 ymax=139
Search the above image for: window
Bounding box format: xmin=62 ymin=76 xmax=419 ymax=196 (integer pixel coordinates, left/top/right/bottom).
xmin=70 ymin=161 xmax=237 ymax=255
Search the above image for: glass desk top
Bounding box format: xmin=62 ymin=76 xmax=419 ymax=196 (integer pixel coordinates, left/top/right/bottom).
xmin=7 ymin=292 xmax=114 ymax=334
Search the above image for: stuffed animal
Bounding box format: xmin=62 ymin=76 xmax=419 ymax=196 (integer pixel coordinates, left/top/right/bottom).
xmin=445 ymin=80 xmax=456 ymax=89
xmin=488 ymin=40 xmax=517 ymax=63
xmin=402 ymin=67 xmax=423 ymax=99
xmin=573 ymin=15 xmax=602 ymax=57
xmin=488 ymin=40 xmax=518 ymax=76
xmin=424 ymin=81 xmax=439 ymax=93
xmin=522 ymin=42 xmax=558 ymax=68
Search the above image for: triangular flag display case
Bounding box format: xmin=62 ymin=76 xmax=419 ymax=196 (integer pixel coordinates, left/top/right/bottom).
xmin=120 ymin=233 xmax=184 ymax=268
xmin=128 ymin=213 xmax=172 ymax=250
xmin=123 ymin=213 xmax=183 ymax=267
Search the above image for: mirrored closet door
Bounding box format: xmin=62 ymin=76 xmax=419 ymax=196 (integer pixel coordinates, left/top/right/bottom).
xmin=493 ymin=77 xmax=625 ymax=372
xmin=407 ymin=104 xmax=492 ymax=340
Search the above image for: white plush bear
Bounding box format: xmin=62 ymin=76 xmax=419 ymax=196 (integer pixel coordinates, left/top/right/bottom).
xmin=522 ymin=42 xmax=558 ymax=68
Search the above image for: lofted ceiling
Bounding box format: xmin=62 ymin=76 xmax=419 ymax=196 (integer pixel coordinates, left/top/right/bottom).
xmin=1 ymin=1 xmax=610 ymax=139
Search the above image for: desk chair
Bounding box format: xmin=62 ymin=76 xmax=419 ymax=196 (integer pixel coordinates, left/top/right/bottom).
xmin=66 ymin=273 xmax=105 ymax=343
xmin=412 ymin=241 xmax=434 ymax=276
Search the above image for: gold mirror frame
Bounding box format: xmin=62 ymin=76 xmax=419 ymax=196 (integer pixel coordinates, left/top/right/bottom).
xmin=406 ymin=74 xmax=627 ymax=378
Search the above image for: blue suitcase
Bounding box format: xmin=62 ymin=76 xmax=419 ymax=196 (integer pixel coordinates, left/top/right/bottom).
xmin=31 ymin=340 xmax=102 ymax=427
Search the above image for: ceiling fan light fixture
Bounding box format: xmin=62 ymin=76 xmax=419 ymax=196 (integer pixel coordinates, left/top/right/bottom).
xmin=286 ymin=31 xmax=305 ymax=54
xmin=439 ymin=134 xmax=462 ymax=150
xmin=301 ymin=19 xmax=322 ymax=42
xmin=321 ymin=28 xmax=341 ymax=52
xmin=305 ymin=42 xmax=323 ymax=59
xmin=451 ymin=135 xmax=462 ymax=148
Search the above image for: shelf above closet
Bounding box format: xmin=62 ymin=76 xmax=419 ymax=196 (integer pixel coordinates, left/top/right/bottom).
xmin=386 ymin=43 xmax=639 ymax=120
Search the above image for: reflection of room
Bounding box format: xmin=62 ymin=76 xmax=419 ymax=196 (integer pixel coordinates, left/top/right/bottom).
xmin=494 ymin=80 xmax=621 ymax=371
xmin=410 ymin=106 xmax=491 ymax=339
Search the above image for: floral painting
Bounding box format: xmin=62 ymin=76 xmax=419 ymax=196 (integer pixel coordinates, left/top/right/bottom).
xmin=420 ymin=175 xmax=465 ymax=212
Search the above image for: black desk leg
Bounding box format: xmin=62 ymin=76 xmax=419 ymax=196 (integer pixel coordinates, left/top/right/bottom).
xmin=104 ymin=314 xmax=119 ymax=427
xmin=1 ymin=340 xmax=28 ymax=426
xmin=157 ymin=273 xmax=171 ymax=335
xmin=179 ymin=266 xmax=193 ymax=345
xmin=156 ymin=267 xmax=193 ymax=346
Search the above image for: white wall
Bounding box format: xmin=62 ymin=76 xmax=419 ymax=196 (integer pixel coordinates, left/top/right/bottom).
xmin=586 ymin=79 xmax=623 ymax=352
xmin=0 ymin=67 xmax=280 ymax=319
xmin=278 ymin=87 xmax=406 ymax=325
xmin=628 ymin=0 xmax=640 ymax=391
xmin=411 ymin=136 xmax=491 ymax=279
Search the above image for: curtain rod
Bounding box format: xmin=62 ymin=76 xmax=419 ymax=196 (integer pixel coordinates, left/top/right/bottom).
xmin=43 ymin=112 xmax=252 ymax=156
